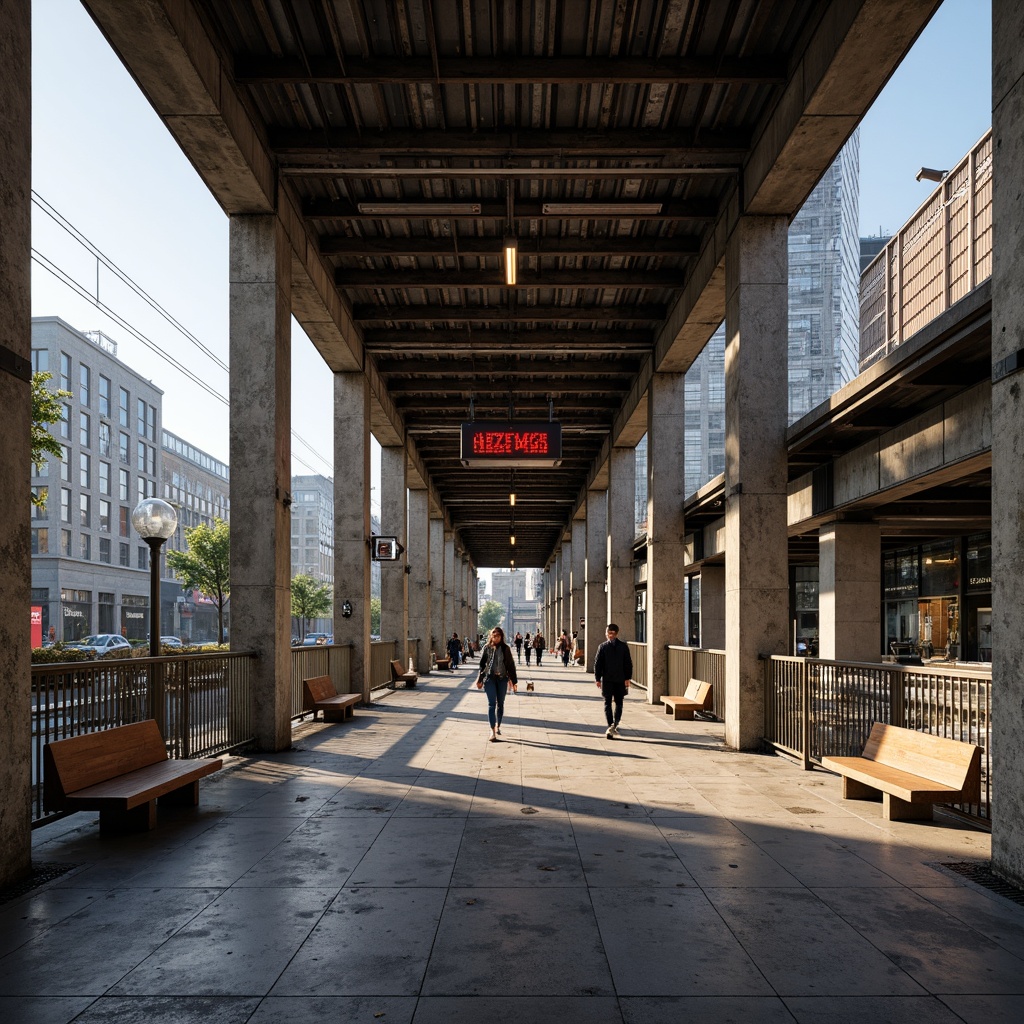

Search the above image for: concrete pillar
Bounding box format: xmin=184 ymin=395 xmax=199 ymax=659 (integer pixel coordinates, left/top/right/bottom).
xmin=0 ymin=0 xmax=32 ymax=887
xmin=991 ymin=0 xmax=1024 ymax=886
xmin=571 ymin=518 xmax=586 ymax=642
xmin=561 ymin=541 xmax=572 ymax=637
xmin=229 ymin=214 xmax=292 ymax=750
xmin=380 ymin=446 xmax=408 ymax=663
xmin=700 ymin=565 xmax=726 ymax=650
xmin=585 ymin=490 xmax=609 ymax=670
xmin=724 ymin=216 xmax=790 ymax=750
xmin=646 ymin=373 xmax=687 ymax=702
xmin=408 ymin=488 xmax=430 ymax=672
xmin=608 ymin=446 xmax=636 ymax=636
xmin=334 ymin=372 xmax=371 ymax=700
xmin=444 ymin=532 xmax=456 ymax=643
xmin=818 ymin=523 xmax=881 ymax=663
xmin=429 ymin=515 xmax=445 ymax=660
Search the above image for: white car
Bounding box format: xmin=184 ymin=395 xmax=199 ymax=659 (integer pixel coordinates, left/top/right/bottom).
xmin=70 ymin=634 xmax=133 ymax=658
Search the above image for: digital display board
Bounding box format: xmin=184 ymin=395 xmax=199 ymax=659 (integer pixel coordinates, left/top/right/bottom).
xmin=460 ymin=421 xmax=562 ymax=467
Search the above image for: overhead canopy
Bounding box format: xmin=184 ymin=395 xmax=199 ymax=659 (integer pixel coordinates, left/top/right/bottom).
xmin=82 ymin=0 xmax=941 ymax=567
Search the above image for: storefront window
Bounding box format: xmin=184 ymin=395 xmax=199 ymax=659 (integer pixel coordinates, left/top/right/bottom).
xmin=61 ymin=588 xmax=92 ymax=641
xmin=120 ymin=594 xmax=148 ymax=640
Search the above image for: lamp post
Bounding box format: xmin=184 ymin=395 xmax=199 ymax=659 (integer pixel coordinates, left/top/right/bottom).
xmin=131 ymin=498 xmax=179 ymax=659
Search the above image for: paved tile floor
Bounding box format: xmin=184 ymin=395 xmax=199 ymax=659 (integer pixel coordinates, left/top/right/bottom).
xmin=3 ymin=659 xmax=1020 ymax=1023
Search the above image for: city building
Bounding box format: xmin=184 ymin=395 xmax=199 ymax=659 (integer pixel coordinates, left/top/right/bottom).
xmin=30 ymin=317 xmax=163 ymax=642
xmin=290 ymin=474 xmax=334 ymax=635
xmin=161 ymin=429 xmax=230 ymax=642
xmin=491 ymin=568 xmax=540 ymax=634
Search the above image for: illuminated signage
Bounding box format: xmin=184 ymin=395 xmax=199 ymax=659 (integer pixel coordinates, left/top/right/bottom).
xmin=460 ymin=421 xmax=562 ymax=467
xmin=372 ymin=536 xmax=404 ymax=561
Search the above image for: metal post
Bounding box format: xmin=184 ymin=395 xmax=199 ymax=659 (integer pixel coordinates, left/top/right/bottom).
xmin=146 ymin=537 xmax=165 ymax=738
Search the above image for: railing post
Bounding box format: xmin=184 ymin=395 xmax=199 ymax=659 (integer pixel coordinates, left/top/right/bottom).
xmin=180 ymin=658 xmax=191 ymax=759
xmin=890 ymin=665 xmax=904 ymax=728
xmin=801 ymin=659 xmax=812 ymax=771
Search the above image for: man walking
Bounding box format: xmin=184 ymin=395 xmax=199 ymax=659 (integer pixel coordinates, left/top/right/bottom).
xmin=594 ymin=623 xmax=632 ymax=738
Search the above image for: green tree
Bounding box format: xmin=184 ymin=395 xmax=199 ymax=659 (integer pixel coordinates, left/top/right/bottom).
xmin=478 ymin=599 xmax=504 ymax=633
xmin=31 ymin=371 xmax=71 ymax=508
xmin=291 ymin=573 xmax=332 ymax=639
xmin=166 ymin=518 xmax=230 ymax=644
xmin=370 ymin=596 xmax=381 ymax=636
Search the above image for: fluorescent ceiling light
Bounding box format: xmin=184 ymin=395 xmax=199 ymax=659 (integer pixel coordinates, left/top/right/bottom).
xmin=510 ymin=534 xmax=516 ymax=546
xmin=509 ymin=492 xmax=516 ymax=506
xmin=503 ymin=236 xmax=518 ymax=286
xmin=357 ymin=202 xmax=482 ymax=215
xmin=542 ymin=202 xmax=663 ymax=216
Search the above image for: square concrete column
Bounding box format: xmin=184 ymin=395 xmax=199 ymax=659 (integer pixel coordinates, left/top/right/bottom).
xmin=571 ymin=518 xmax=586 ymax=640
xmin=380 ymin=445 xmax=408 ymax=662
xmin=818 ymin=522 xmax=881 ymax=663
xmin=584 ymin=490 xmax=609 ymax=670
xmin=229 ymin=214 xmax=292 ymax=751
xmin=646 ymin=373 xmax=688 ymax=702
xmin=429 ymin=515 xmax=445 ymax=660
xmin=991 ymin=0 xmax=1024 ymax=886
xmin=444 ymin=532 xmax=456 ymax=641
xmin=608 ymin=446 xmax=636 ymax=634
xmin=334 ymin=372 xmax=372 ymax=700
xmin=408 ymin=488 xmax=430 ymax=672
xmin=700 ymin=565 xmax=726 ymax=650
xmin=724 ymin=216 xmax=790 ymax=750
xmin=0 ymin=0 xmax=32 ymax=887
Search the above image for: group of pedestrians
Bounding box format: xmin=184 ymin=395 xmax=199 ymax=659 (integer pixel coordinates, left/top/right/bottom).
xmin=475 ymin=622 xmax=632 ymax=742
xmin=512 ymin=630 xmax=545 ymax=666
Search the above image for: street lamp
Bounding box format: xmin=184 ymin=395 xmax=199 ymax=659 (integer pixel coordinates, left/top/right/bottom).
xmin=131 ymin=498 xmax=179 ymax=659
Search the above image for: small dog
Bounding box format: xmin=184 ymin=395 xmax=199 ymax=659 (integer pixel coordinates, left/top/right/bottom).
xmin=526 ymin=681 xmax=535 ymax=692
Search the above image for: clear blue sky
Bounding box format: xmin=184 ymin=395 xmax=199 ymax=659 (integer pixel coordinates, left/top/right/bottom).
xmin=30 ymin=0 xmax=992 ymax=583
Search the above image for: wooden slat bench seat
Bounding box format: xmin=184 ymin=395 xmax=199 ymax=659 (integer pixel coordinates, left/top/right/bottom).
xmin=821 ymin=722 xmax=981 ymax=822
xmin=43 ymin=720 xmax=222 ymax=835
xmin=390 ymin=659 xmax=418 ymax=687
xmin=660 ymin=679 xmax=713 ymax=720
xmin=434 ymin=655 xmax=452 ymax=670
xmin=303 ymin=675 xmax=361 ymax=722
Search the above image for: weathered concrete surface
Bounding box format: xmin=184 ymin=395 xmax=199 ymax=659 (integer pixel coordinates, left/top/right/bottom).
xmin=818 ymin=523 xmax=881 ymax=664
xmin=724 ymin=217 xmax=790 ymax=751
xmin=334 ymin=372 xmax=371 ymax=700
xmin=408 ymin=488 xmax=430 ymax=673
xmin=429 ymin=515 xmax=445 ymax=661
xmin=0 ymin=0 xmax=31 ymax=888
xmin=570 ymin=518 xmax=586 ymax=644
xmin=607 ymin=447 xmax=636 ymax=637
xmin=700 ymin=565 xmax=726 ymax=651
xmin=991 ymin=0 xmax=1024 ymax=888
xmin=381 ymin=446 xmax=409 ymax=664
xmin=229 ymin=215 xmax=292 ymax=751
xmin=584 ymin=490 xmax=608 ymax=671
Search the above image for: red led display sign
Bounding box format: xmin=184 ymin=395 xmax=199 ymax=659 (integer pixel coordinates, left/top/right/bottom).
xmin=460 ymin=421 xmax=562 ymax=467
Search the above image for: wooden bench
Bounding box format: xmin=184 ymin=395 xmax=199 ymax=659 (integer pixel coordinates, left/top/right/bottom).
xmin=43 ymin=720 xmax=222 ymax=835
xmin=821 ymin=722 xmax=981 ymax=822
xmin=660 ymin=679 xmax=713 ymax=720
xmin=303 ymin=675 xmax=361 ymax=722
xmin=390 ymin=659 xmax=418 ymax=687
xmin=434 ymin=655 xmax=452 ymax=670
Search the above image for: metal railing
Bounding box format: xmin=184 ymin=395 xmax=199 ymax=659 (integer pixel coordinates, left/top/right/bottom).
xmin=627 ymin=641 xmax=648 ymax=691
xmin=290 ymin=643 xmax=353 ymax=718
xmin=667 ymin=646 xmax=726 ymax=717
xmin=31 ymin=650 xmax=257 ymax=825
xmin=860 ymin=130 xmax=992 ymax=367
xmin=765 ymin=656 xmax=991 ymax=822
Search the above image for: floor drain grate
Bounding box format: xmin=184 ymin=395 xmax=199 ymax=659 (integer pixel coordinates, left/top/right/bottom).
xmin=0 ymin=862 xmax=78 ymax=907
xmin=943 ymin=862 xmax=1024 ymax=907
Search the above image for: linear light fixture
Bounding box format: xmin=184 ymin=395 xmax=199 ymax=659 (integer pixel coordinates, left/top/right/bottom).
xmin=542 ymin=202 xmax=663 ymax=216
xmin=510 ymin=492 xmax=516 ymax=506
xmin=510 ymin=533 xmax=516 ymax=546
xmin=357 ymin=202 xmax=482 ymax=215
xmin=503 ymin=235 xmax=518 ymax=286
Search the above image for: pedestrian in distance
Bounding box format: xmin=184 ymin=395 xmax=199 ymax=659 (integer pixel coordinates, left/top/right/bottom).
xmin=476 ymin=626 xmax=518 ymax=741
xmin=447 ymin=632 xmax=462 ymax=668
xmin=514 ymin=631 xmax=524 ymax=663
xmin=524 ymin=632 xmax=533 ymax=666
xmin=558 ymin=631 xmax=571 ymax=667
xmin=532 ymin=630 xmax=545 ymax=666
xmin=594 ymin=623 xmax=633 ymax=739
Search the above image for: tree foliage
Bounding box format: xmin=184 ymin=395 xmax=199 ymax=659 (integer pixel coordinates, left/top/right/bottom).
xmin=291 ymin=573 xmax=332 ymax=637
xmin=31 ymin=372 xmax=71 ymax=508
xmin=478 ymin=600 xmax=504 ymax=633
xmin=370 ymin=596 xmax=381 ymax=635
xmin=166 ymin=518 xmax=230 ymax=644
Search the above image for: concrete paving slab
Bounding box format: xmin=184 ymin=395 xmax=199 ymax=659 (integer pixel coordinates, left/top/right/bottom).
xmin=65 ymin=995 xmax=261 ymax=1022
xmin=248 ymin=995 xmax=417 ymax=1023
xmin=0 ymin=996 xmax=96 ymax=1024
xmin=453 ymin=818 xmax=585 ymax=886
xmin=785 ymin=995 xmax=965 ymax=1023
xmin=938 ymin=994 xmax=1024 ymax=1022
xmin=620 ymin=995 xmax=794 ymax=1023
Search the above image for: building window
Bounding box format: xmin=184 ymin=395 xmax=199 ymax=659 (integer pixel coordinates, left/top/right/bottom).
xmin=32 ymin=349 xmax=49 ymax=374
xmin=80 ymin=533 xmax=91 ymax=560
xmin=137 ymin=398 xmax=147 ymax=437
xmin=36 ymin=456 xmax=48 ymax=479
xmin=99 ymin=461 xmax=110 ymax=496
xmin=79 ymin=364 xmax=90 ymax=407
xmin=119 ymin=506 xmax=130 ymax=538
xmin=98 ymin=422 xmax=110 ymax=457
xmin=147 ymin=444 xmax=155 ymax=475
xmin=79 ymin=493 xmax=90 ymax=528
xmin=99 ymin=537 xmax=111 ymax=563
xmin=148 ymin=405 xmax=156 ymax=440
xmin=119 ymin=542 xmax=130 ymax=567
xmin=31 ymin=528 xmax=48 ymax=555
xmin=60 ymin=487 xmax=70 ymax=523
xmin=80 ymin=452 xmax=90 ymax=489
xmin=31 ymin=486 xmax=47 ymax=518
xmin=59 ymin=403 xmax=70 ymax=439
xmin=99 ymin=499 xmax=111 ymax=532
xmin=138 ymin=477 xmax=146 ymax=504
xmin=62 ymin=530 xmax=72 ymax=556
xmin=137 ymin=440 xmax=146 ymax=472
xmin=60 ymin=352 xmax=71 ymax=392
xmin=79 ymin=412 xmax=90 ymax=448
xmin=99 ymin=375 xmax=111 ymax=417
xmin=119 ymin=468 xmax=129 ymax=501
xmin=60 ymin=446 xmax=70 ymax=482
xmin=138 ymin=546 xmax=149 ymax=570
xmin=119 ymin=432 xmax=130 ymax=465
xmin=119 ymin=387 xmax=129 ymax=428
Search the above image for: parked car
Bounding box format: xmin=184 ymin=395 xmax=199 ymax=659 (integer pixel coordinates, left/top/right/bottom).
xmin=300 ymin=633 xmax=331 ymax=646
xmin=68 ymin=634 xmax=133 ymax=658
xmin=160 ymin=636 xmax=183 ymax=648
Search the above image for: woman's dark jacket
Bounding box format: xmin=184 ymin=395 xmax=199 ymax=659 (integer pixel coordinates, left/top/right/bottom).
xmin=477 ymin=642 xmax=518 ymax=686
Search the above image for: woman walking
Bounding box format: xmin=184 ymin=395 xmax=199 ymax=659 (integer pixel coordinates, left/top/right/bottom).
xmin=532 ymin=630 xmax=545 ymax=666
xmin=476 ymin=626 xmax=518 ymax=741
xmin=524 ymin=632 xmax=533 ymax=665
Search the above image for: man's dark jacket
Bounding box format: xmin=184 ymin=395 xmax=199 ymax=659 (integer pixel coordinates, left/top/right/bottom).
xmin=594 ymin=638 xmax=632 ymax=688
